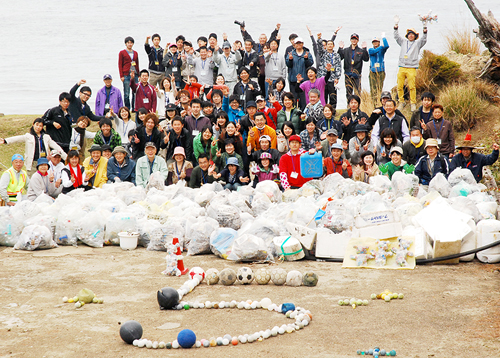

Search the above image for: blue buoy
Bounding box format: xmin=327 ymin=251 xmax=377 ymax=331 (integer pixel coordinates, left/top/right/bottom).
xmin=281 ymin=303 xmax=295 ymax=314
xmin=177 ymin=329 xmax=196 ymax=348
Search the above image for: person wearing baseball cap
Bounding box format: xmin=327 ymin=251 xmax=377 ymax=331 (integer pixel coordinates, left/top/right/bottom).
xmin=449 ymin=135 xmax=500 ymax=183
xmin=368 ymin=90 xmax=406 ymax=127
xmin=278 ymin=134 xmax=313 ymax=190
xmin=250 ymin=134 xmax=280 ymax=163
xmin=368 ymin=32 xmax=389 ymax=106
xmin=95 ymin=74 xmax=124 ymax=116
xmin=394 ymin=15 xmax=428 ymax=112
xmin=83 ymin=144 xmax=108 ymax=189
xmin=286 ymin=35 xmax=313 ymax=110
xmin=325 ymin=142 xmax=352 ymax=178
xmin=135 ymin=141 xmax=169 ymax=188
xmin=379 ymin=145 xmax=414 ymax=180
xmin=414 ymin=138 xmax=449 ymax=186
xmin=107 ymin=146 xmax=136 ymax=184
xmin=337 ymin=32 xmax=368 ymax=103
xmin=0 ymin=154 xmax=29 ymax=205
xmin=48 ymin=149 xmax=65 ymax=192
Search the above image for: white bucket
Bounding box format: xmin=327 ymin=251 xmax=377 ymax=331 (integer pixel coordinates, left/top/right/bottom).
xmin=118 ymin=232 xmax=139 ymax=250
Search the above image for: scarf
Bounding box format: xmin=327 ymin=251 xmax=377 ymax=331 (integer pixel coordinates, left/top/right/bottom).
xmin=412 ymin=137 xmax=424 ymax=148
xmin=70 ymin=165 xmax=83 ymax=188
xmin=37 ymin=170 xmax=48 ymax=177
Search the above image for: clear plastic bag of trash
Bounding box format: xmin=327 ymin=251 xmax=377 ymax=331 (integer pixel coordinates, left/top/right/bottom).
xmin=145 ymin=187 xmax=171 ymax=207
xmin=75 ymin=211 xmax=106 ymax=248
xmin=227 ymin=233 xmax=270 ymax=262
xmin=207 ymin=203 xmax=242 ymax=230
xmin=146 ymin=171 xmax=166 ymax=191
xmin=11 ymin=200 xmax=41 ymax=226
xmin=117 ymin=186 xmax=146 ymax=205
xmin=391 ymin=172 xmax=419 ymax=197
xmin=210 ymin=228 xmax=238 ymax=259
xmin=284 ymin=196 xmax=320 ymax=227
xmin=136 ymin=218 xmax=162 ymax=247
xmin=147 ymin=219 xmax=185 ymax=251
xmin=53 ymin=205 xmax=82 ymax=246
xmin=14 ymin=225 xmax=56 ymax=251
xmin=320 ymin=207 xmax=354 ymax=233
xmin=227 ymin=191 xmax=253 ymax=215
xmin=449 ymin=196 xmax=483 ymax=223
xmin=282 ymin=188 xmax=300 ymax=203
xmin=104 ymin=212 xmax=137 ymax=245
xmin=33 ymin=193 xmax=55 ymax=205
xmin=322 ymin=173 xmax=346 ymax=193
xmin=24 ymin=214 xmax=55 ymax=237
xmin=448 ymin=168 xmax=476 ymax=186
xmin=394 ymin=202 xmax=423 ymax=228
xmin=239 ymin=218 xmax=283 ymax=259
xmin=369 ymin=175 xmax=392 ymax=193
xmin=449 ymin=180 xmax=478 ymax=198
xmin=250 ymin=191 xmax=273 ymax=216
xmin=476 ymin=202 xmax=498 ymax=220
xmin=186 ymin=217 xmax=219 ymax=256
xmin=299 ymin=180 xmax=324 ymax=197
xmin=428 ymin=173 xmax=452 ymax=198
xmin=0 ymin=208 xmax=22 ymax=246
xmin=255 ymin=180 xmax=282 ymax=203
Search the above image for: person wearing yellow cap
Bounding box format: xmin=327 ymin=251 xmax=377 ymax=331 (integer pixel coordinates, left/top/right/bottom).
xmin=393 ymin=15 xmax=428 ymax=112
xmin=0 ymin=154 xmax=30 ymax=206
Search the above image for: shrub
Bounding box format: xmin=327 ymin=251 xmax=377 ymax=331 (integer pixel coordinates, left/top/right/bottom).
xmin=445 ymin=28 xmax=481 ymax=56
xmin=416 ymin=50 xmax=463 ymax=92
xmin=439 ymin=82 xmax=489 ymax=131
xmin=359 ymin=90 xmax=375 ymax=115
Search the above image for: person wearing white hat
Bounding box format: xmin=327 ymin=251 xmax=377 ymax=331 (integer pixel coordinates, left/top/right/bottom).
xmin=394 ymin=15 xmax=428 ymax=112
xmin=379 ymin=146 xmax=414 ymax=179
xmin=414 ymin=138 xmax=449 ymax=186
xmin=368 ymin=33 xmax=389 ymax=106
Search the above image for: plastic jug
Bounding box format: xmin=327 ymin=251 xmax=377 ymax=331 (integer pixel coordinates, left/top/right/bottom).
xmin=300 ymin=152 xmax=323 ymax=178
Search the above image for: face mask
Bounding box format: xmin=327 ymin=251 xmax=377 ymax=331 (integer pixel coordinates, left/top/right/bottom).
xmin=411 ymin=136 xmax=421 ymax=144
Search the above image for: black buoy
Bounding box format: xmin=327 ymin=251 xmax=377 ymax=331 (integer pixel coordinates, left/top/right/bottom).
xmin=119 ymin=320 xmax=143 ymax=344
xmin=157 ymin=287 xmax=179 ymax=310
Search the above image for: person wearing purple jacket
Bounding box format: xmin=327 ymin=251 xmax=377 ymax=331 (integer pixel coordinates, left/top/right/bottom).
xmin=184 ymin=98 xmax=211 ymax=138
xmin=295 ymin=65 xmax=331 ymax=105
xmin=95 ymin=74 xmax=124 ymax=116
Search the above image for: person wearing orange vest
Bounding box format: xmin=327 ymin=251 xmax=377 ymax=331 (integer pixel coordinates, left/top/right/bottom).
xmin=0 ymin=154 xmax=30 ymax=206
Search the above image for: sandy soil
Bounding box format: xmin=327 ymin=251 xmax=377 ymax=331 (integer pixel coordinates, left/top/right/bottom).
xmin=0 ymin=245 xmax=499 ymax=358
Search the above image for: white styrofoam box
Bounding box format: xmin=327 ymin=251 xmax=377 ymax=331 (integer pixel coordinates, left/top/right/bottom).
xmin=356 ymin=222 xmax=403 ymax=240
xmin=285 ymin=222 xmax=317 ymax=250
xmin=315 ymin=229 xmax=351 ymax=259
xmin=354 ymin=210 xmax=398 ymax=228
xmin=460 ymin=219 xmax=477 ymax=262
xmin=272 ymin=236 xmax=305 ymax=261
xmin=476 ymin=220 xmax=500 ymax=263
xmin=403 ymin=225 xmax=429 ymax=259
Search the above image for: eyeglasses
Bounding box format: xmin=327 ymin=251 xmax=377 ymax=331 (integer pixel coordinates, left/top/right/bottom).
xmin=82 ymin=92 xmax=91 ymax=97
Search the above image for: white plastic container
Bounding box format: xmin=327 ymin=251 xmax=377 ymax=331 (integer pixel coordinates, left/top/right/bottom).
xmin=273 ymin=236 xmax=305 ymax=261
xmin=118 ymin=232 xmax=139 ymax=250
xmin=476 ymin=220 xmax=500 ymax=263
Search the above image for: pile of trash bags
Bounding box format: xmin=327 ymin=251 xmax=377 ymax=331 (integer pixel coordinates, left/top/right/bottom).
xmin=1 ymin=169 xmax=499 ymax=263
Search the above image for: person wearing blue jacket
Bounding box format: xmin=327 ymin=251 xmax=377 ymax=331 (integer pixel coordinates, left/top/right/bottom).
xmin=449 ymin=142 xmax=499 ymax=183
xmin=222 ymin=94 xmax=245 ymax=124
xmin=107 ymin=146 xmax=136 ymax=184
xmin=285 ymin=37 xmax=314 ymax=110
xmin=368 ymin=34 xmax=389 ymax=106
xmin=414 ymin=138 xmax=449 ymax=186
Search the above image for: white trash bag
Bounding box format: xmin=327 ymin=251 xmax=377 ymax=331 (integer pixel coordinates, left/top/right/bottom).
xmin=14 ymin=225 xmax=56 ymax=251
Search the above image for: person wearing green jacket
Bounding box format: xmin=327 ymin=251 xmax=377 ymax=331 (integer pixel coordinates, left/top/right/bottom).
xmin=135 ymin=142 xmax=169 ymax=188
xmin=379 ymin=146 xmax=414 ymax=179
xmin=276 ymin=92 xmax=303 ymax=132
xmin=214 ymin=138 xmax=244 ymax=172
xmin=193 ymin=125 xmax=218 ymax=163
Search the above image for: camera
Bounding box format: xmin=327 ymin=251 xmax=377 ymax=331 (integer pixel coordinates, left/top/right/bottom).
xmin=234 ymin=20 xmax=245 ymax=28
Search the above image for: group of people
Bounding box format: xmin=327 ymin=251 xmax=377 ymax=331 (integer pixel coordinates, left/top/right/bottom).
xmin=1 ymin=20 xmax=498 ymax=205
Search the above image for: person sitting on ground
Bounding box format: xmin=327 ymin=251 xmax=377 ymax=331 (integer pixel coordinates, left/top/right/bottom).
xmin=250 ymin=135 xmax=280 ymax=163
xmin=324 ymin=143 xmax=352 ymax=178
xmin=48 ymin=149 xmax=65 ymax=189
xmin=69 ymin=116 xmax=95 ymax=160
xmin=213 ymin=157 xmax=250 ymax=190
xmin=449 ymin=139 xmax=499 ymax=183
xmin=189 ymin=153 xmax=217 ymax=188
xmin=135 ymin=142 xmax=169 ymax=188
xmin=27 ymin=158 xmax=61 ymax=201
xmin=277 ymin=121 xmax=296 ymax=155
xmin=368 ymin=91 xmax=405 ymax=127
xmin=276 ymin=92 xmax=302 ymax=132
xmin=246 ymin=112 xmax=277 ymax=152
xmin=420 ymin=104 xmax=455 ymax=159
xmin=375 ymin=128 xmax=403 ymax=165
xmin=299 ymin=118 xmax=323 ymax=151
xmin=414 ymin=138 xmax=449 ymax=186
xmin=379 ymin=146 xmax=414 ymax=180
xmin=339 ymin=94 xmax=369 ymax=142
xmin=409 ymin=91 xmax=435 ymax=132
xmin=131 ymin=113 xmax=165 ymax=160
xmin=167 ymin=147 xmax=193 ymax=186
xmin=83 ymin=144 xmax=108 ymax=189
xmin=0 ymin=117 xmax=67 ymax=176
xmin=0 ymin=154 xmax=29 ymax=206
xmin=251 ymin=152 xmax=279 ymax=187
xmin=353 ymin=151 xmax=379 ymax=183
xmin=193 ymin=125 xmax=218 ymax=163
xmin=107 ymin=146 xmax=136 ymax=184
xmin=279 ymin=135 xmax=313 ymax=190
xmin=214 ymin=138 xmax=244 ymax=172
xmin=402 ymin=126 xmax=426 ymax=165
xmin=61 ymin=150 xmax=88 ymax=194
xmin=93 ymin=117 xmax=122 ymax=151
xmin=371 ymin=99 xmax=409 ymax=145
xmin=319 ymin=128 xmax=349 ymax=160
xmin=349 ymin=124 xmax=373 ymax=165
xmin=101 ymin=145 xmax=113 ymax=160
xmin=317 ymin=104 xmax=342 ymax=139
xmin=217 ymin=121 xmax=243 ymax=156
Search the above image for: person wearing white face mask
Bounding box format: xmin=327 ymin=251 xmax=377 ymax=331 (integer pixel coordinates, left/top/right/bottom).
xmin=402 ymin=126 xmax=426 ymax=165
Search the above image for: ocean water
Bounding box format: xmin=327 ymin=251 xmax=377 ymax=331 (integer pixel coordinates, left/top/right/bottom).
xmin=0 ymin=0 xmax=496 ymax=115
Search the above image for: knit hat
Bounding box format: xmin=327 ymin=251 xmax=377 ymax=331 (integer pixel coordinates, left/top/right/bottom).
xmin=289 ymin=134 xmax=301 ymax=143
xmin=226 ymin=157 xmax=239 ymax=167
xmin=259 ymin=152 xmax=272 ymax=160
xmin=36 ymin=158 xmax=50 ymax=168
xmin=424 ymin=138 xmax=439 ymax=149
xmin=405 ymin=28 xmax=419 ymax=40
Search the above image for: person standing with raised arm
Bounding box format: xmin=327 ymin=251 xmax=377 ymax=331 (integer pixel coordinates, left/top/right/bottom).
xmin=338 ymin=34 xmax=369 ymax=103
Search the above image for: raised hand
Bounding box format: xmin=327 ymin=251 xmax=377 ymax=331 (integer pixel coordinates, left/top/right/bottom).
xmin=240 ymin=176 xmax=250 ymax=183
xmin=420 ymin=119 xmax=427 ymax=131
xmin=355 ymin=142 xmax=360 ymax=151
xmin=339 ymin=41 xmax=345 ymax=48
xmin=317 ymin=33 xmax=322 ymax=39
xmin=342 ymin=160 xmax=348 ymax=170
xmin=394 ymin=15 xmax=400 ymax=25
xmin=304 ymin=51 xmax=309 ymax=59
xmin=342 ymin=140 xmax=348 ymax=150
xmin=306 ymin=25 xmax=312 ymax=36
xmin=164 ymin=131 xmax=170 ymax=143
xmin=208 ymin=164 xmax=216 ymax=176
xmin=315 ymin=141 xmax=323 ymax=151
xmin=288 ymin=52 xmax=293 ymax=60
xmin=0 ymin=138 xmax=4 ymax=145
xmin=216 ymin=148 xmax=222 ymax=157
xmin=361 ymin=41 xmax=367 ymax=48
xmin=78 ymin=79 xmax=86 ymax=86
xmin=296 ymin=73 xmax=303 ymax=83
xmin=326 ymin=63 xmax=332 ymax=71
xmin=269 ymin=94 xmax=276 ymax=103
xmin=335 ymin=26 xmax=342 ymax=33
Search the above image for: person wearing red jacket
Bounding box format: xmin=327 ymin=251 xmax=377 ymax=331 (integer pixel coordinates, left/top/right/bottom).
xmin=255 ymin=95 xmax=282 ymax=130
xmin=130 ymin=69 xmax=157 ymax=113
xmin=118 ymin=36 xmax=140 ymax=110
xmin=325 ymin=142 xmax=352 ymax=177
xmin=279 ymin=134 xmax=313 ymax=190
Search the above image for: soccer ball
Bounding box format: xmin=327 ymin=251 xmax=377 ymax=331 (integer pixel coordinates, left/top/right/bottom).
xmin=237 ymin=267 xmax=254 ymax=285
xmin=219 ymin=268 xmax=237 ymax=286
xmin=254 ymin=268 xmax=271 ymax=285
xmin=189 ymin=267 xmax=205 ymax=281
xmin=271 ymin=268 xmax=287 ymax=286
xmin=205 ymin=268 xmax=219 ymax=285
xmin=286 ymin=270 xmax=303 ymax=287
xmin=302 ymin=272 xmax=319 ymax=287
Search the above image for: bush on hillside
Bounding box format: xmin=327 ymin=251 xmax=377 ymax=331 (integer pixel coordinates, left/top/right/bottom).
xmin=416 ymin=50 xmax=463 ymax=92
xmin=445 ymin=28 xmax=481 ymax=56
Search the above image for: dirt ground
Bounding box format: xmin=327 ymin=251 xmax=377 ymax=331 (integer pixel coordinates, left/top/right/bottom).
xmin=0 ymin=245 xmax=499 ymax=358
